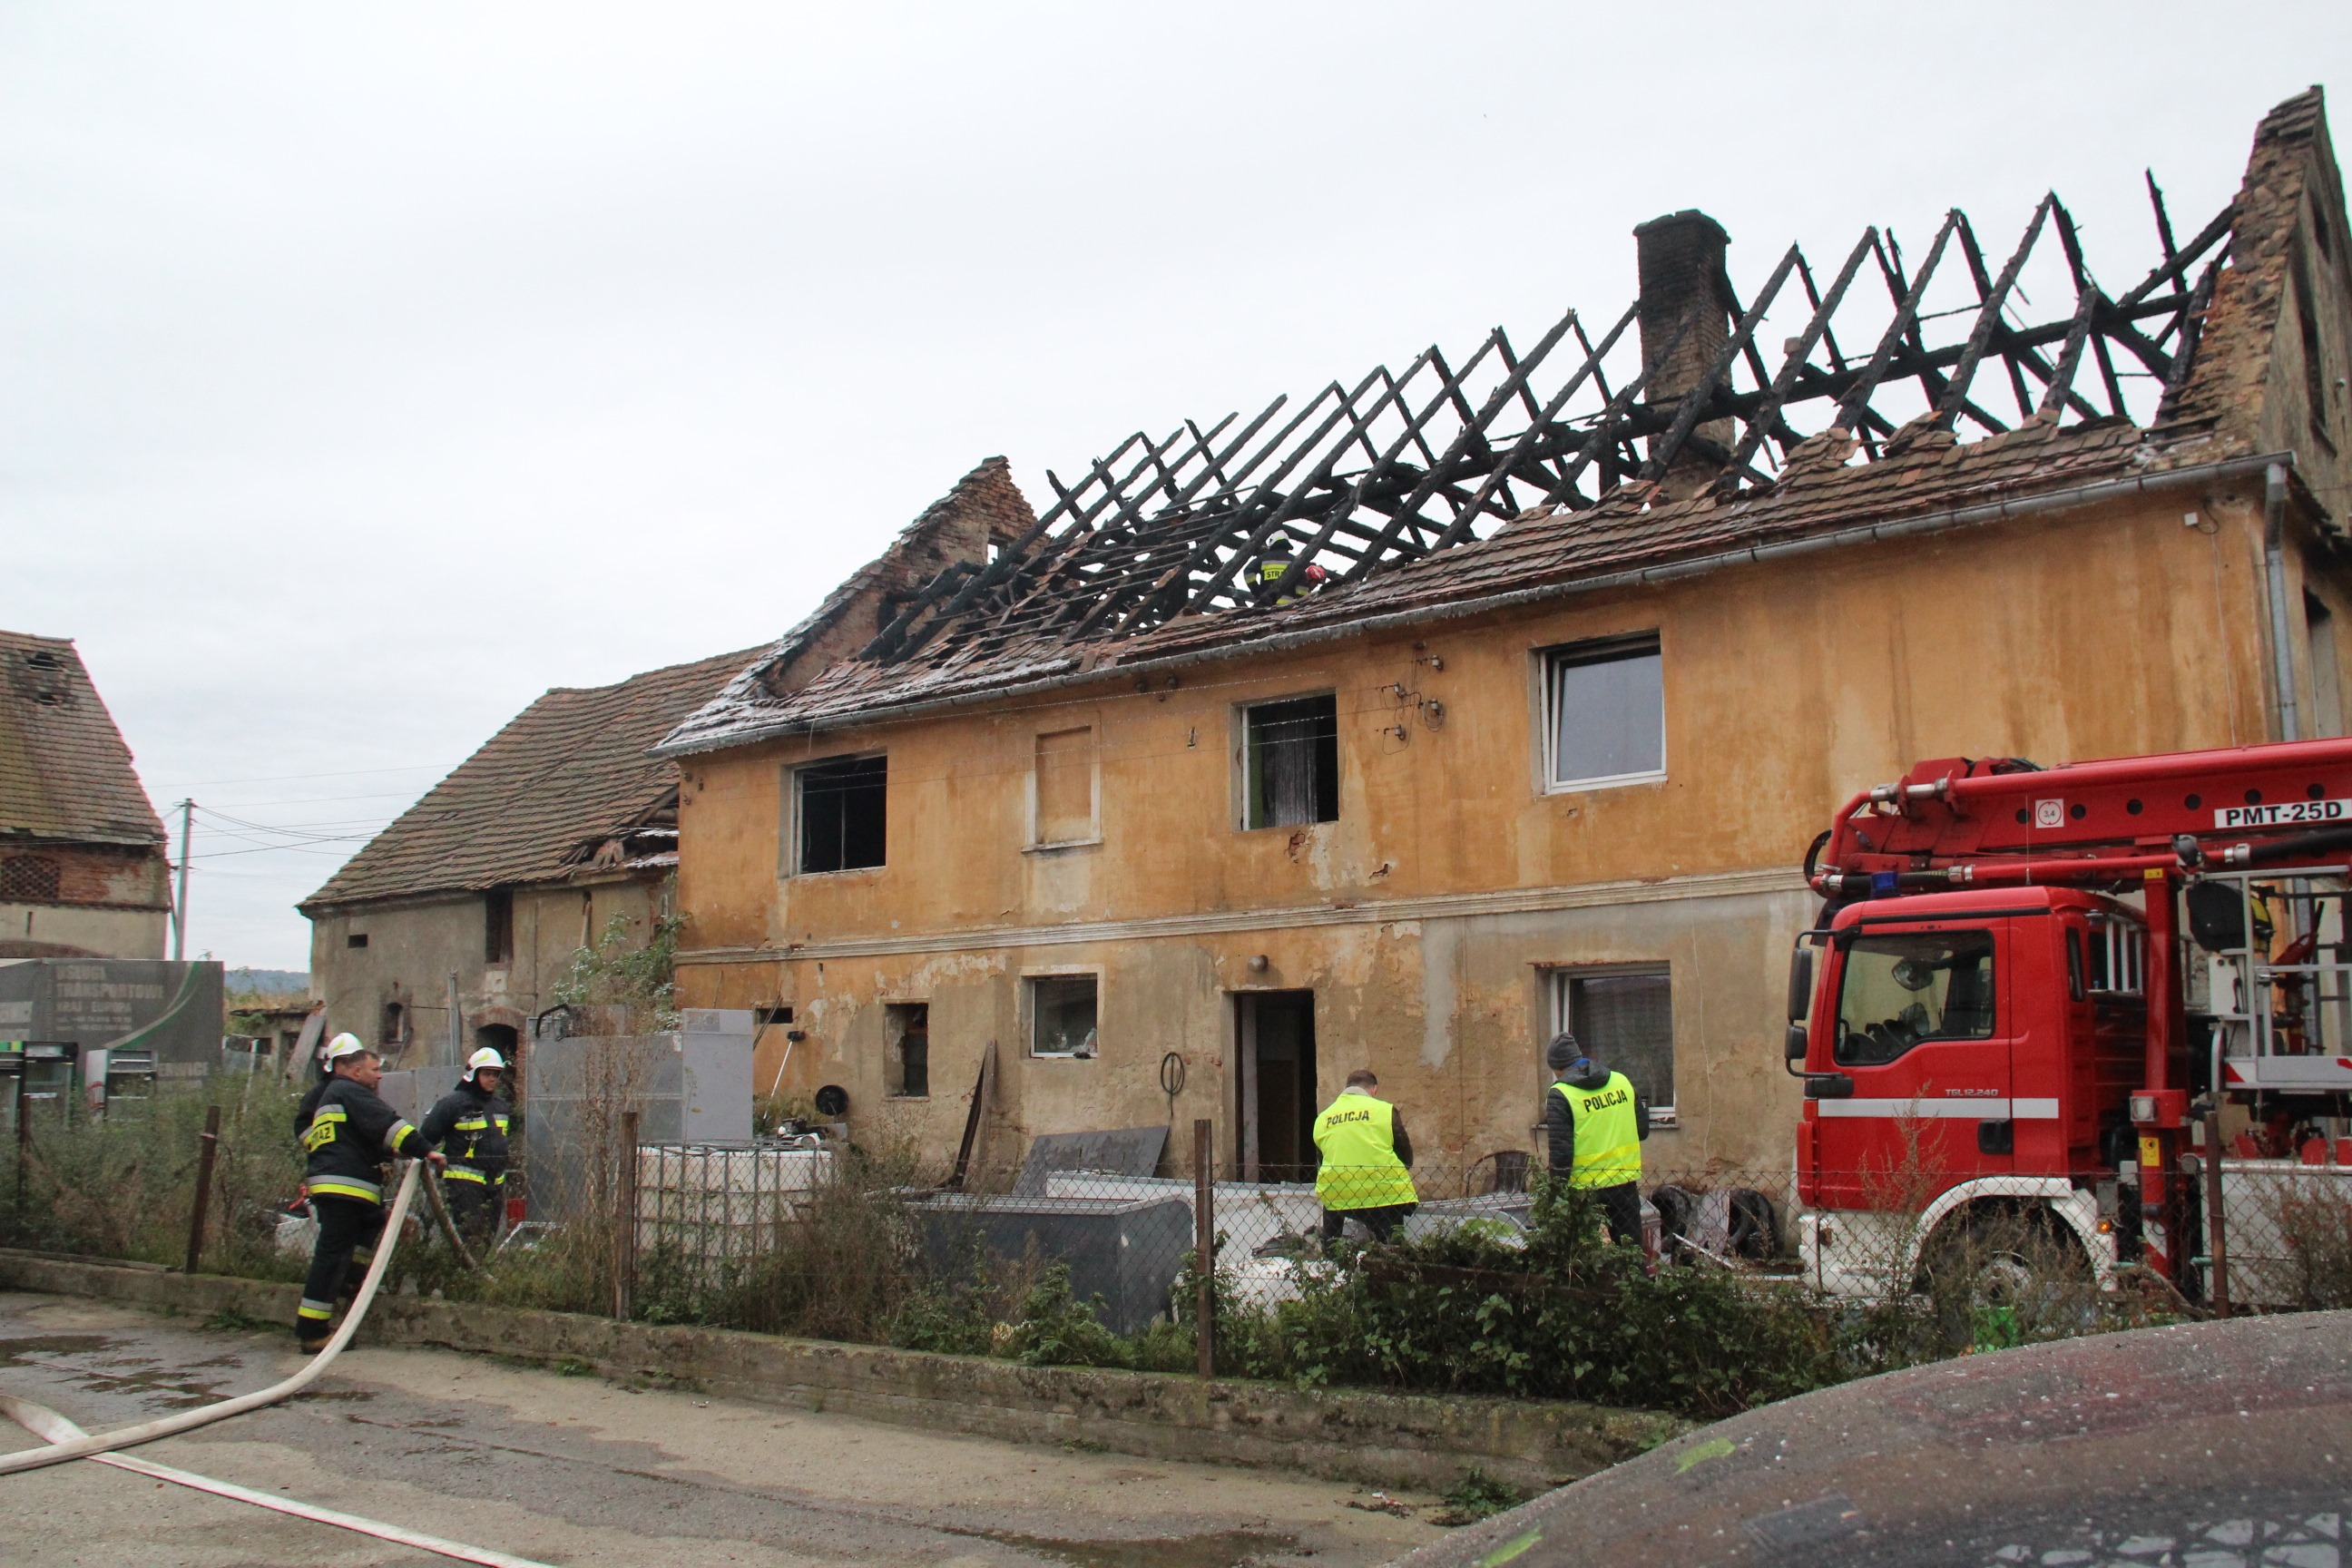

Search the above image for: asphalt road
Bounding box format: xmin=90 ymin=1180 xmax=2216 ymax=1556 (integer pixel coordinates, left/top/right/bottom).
xmin=1400 ymin=1309 xmax=2352 ymax=1568
xmin=0 ymin=1290 xmax=1443 ymax=1568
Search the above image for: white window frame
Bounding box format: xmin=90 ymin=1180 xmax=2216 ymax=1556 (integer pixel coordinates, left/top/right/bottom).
xmin=1233 ymin=690 xmax=1341 ymax=831
xmin=1025 ymin=968 xmax=1101 ymax=1060
xmin=1547 ymin=962 xmax=1677 ymax=1127
xmin=1538 ymin=632 xmax=1666 ymax=794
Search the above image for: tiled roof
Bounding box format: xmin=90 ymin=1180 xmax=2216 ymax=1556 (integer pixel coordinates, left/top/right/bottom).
xmin=302 ymin=647 xmax=760 ymax=910
xmin=0 ymin=632 xmax=166 ymax=847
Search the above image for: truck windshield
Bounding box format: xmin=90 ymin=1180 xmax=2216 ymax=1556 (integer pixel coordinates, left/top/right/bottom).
xmin=1835 ymin=929 xmax=1996 ymax=1065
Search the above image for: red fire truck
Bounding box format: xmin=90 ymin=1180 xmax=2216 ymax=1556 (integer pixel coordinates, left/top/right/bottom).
xmin=1790 ymin=738 xmax=2352 ymax=1304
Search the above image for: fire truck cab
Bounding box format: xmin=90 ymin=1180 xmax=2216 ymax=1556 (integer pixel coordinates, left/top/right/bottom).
xmin=1793 ymin=885 xmax=2145 ymax=1297
xmin=1788 ymin=739 xmax=2352 ymax=1305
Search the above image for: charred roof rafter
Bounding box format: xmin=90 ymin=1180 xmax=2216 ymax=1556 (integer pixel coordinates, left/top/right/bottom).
xmin=859 ymin=182 xmax=2236 ymax=669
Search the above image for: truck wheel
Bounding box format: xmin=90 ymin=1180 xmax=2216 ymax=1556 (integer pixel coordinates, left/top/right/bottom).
xmin=1920 ymin=1208 xmax=2092 ymax=1350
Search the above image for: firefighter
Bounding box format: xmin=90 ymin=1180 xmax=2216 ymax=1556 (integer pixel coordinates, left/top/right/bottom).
xmin=1542 ymin=1032 xmax=1650 ymax=1250
xmin=295 ymin=1034 xmax=441 ymax=1351
xmin=1310 ymin=1069 xmax=1418 ymax=1243
xmin=1250 ymin=530 xmax=1327 ymax=605
xmin=421 ymin=1046 xmax=513 ymax=1248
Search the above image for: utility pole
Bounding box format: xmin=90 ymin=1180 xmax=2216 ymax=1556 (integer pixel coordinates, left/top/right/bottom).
xmin=172 ymin=799 xmax=193 ymax=962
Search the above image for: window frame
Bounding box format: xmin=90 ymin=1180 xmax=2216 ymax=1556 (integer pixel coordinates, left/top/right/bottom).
xmin=1235 ymin=691 xmax=1341 ymax=831
xmin=1546 ymin=962 xmax=1677 ymax=1127
xmin=1830 ymin=927 xmax=1999 ymax=1067
xmin=1536 ymin=632 xmax=1666 ymax=795
xmin=787 ymin=750 xmax=889 ymax=877
xmin=1025 ymin=969 xmax=1102 ymax=1060
xmin=1028 ymin=725 xmax=1102 ymax=850
xmin=883 ymin=1001 xmax=931 ymax=1099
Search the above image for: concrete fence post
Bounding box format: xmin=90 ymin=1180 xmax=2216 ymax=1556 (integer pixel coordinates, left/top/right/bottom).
xmin=183 ymin=1104 xmax=220 ymax=1275
xmin=1193 ymin=1118 xmax=1214 ymax=1380
xmin=613 ymin=1109 xmax=640 ymax=1321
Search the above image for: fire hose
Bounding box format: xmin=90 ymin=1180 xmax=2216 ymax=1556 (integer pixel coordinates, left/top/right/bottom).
xmin=0 ymin=1161 xmax=425 ymax=1477
xmin=0 ymin=1389 xmax=549 ymax=1567
xmin=420 ymin=1161 xmax=491 ymax=1277
xmin=0 ymin=1160 xmax=554 ymax=1563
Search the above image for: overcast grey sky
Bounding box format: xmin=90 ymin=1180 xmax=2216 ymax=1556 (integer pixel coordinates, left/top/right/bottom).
xmin=5 ymin=3 xmax=2347 ymax=971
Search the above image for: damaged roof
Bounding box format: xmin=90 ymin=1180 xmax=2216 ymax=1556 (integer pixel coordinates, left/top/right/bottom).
xmin=304 ymin=647 xmax=760 ymax=911
xmin=0 ymin=632 xmax=167 ymax=848
xmin=656 ymin=89 xmax=2335 ymax=757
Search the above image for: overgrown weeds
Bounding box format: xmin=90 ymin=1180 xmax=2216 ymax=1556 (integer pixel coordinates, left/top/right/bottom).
xmin=4 ymin=1081 xmax=306 ymax=1280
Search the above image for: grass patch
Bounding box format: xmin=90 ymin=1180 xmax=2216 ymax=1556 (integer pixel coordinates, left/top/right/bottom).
xmin=1430 ymin=1467 xmax=1526 ymax=1527
xmin=202 ymin=1307 xmax=279 ymax=1334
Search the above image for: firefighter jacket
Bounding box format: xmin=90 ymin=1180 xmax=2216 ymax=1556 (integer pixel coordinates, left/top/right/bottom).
xmin=1311 ymin=1090 xmax=1419 ymax=1211
xmin=421 ymin=1080 xmax=512 ymax=1189
xmin=299 ymin=1077 xmax=427 ymax=1207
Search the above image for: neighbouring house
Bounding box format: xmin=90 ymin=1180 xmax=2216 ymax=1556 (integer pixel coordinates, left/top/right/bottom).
xmin=299 ymin=458 xmax=1029 ymax=1080
xmin=0 ymin=632 xmax=173 ymax=960
xmin=652 ymin=90 xmax=2352 ymax=1181
xmin=299 ymin=649 xmax=759 ymax=1073
xmin=0 ymin=632 xmax=224 ymax=1111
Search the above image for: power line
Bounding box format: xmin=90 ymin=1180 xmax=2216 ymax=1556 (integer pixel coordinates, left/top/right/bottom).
xmin=179 ymin=762 xmax=450 ymax=788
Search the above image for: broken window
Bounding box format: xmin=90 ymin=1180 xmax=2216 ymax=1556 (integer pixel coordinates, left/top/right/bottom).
xmin=1030 ymin=975 xmax=1098 ymax=1058
xmin=2294 ymin=242 xmax=2335 ymax=451
xmin=2309 ymin=593 xmax=2345 ymax=738
xmin=797 ymin=754 xmax=887 ymax=874
xmin=0 ymin=856 xmax=61 ymax=903
xmin=484 ymin=887 xmax=514 ymax=965
xmin=380 ymin=1002 xmax=406 ymax=1048
xmin=1243 ymin=695 xmax=1338 ymax=829
xmin=886 ymin=1003 xmax=929 ymax=1097
xmin=1552 ymin=965 xmax=1675 ymax=1124
xmin=1544 ymin=634 xmax=1664 ymax=790
xmin=347 ymin=932 xmax=369 ymax=950
xmin=1034 ymin=726 xmax=1097 ymax=845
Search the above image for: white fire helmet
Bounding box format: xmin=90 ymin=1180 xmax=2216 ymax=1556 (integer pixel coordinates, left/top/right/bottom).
xmin=321 ymin=1033 xmax=369 ymax=1065
xmin=466 ymin=1047 xmax=507 ymax=1075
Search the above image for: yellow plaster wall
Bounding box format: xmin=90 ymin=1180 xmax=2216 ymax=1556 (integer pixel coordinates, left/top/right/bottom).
xmin=678 ymin=485 xmax=2294 ymax=1171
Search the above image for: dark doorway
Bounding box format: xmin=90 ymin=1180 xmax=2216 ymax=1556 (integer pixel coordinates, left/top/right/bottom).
xmin=1235 ymin=991 xmax=1318 ymax=1183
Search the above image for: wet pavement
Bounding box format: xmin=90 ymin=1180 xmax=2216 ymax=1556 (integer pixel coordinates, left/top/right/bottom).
xmin=1398 ymin=1310 xmax=2352 ymax=1568
xmin=0 ymin=1290 xmax=1441 ymax=1567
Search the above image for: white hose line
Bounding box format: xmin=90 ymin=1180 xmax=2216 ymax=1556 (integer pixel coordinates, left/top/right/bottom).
xmin=0 ymin=1391 xmax=554 ymax=1568
xmin=0 ymin=1159 xmax=422 ymax=1477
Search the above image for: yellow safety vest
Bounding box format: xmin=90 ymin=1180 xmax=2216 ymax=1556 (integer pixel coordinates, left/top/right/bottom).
xmin=1312 ymin=1093 xmax=1418 ymax=1210
xmin=1555 ymin=1072 xmax=1642 ymax=1188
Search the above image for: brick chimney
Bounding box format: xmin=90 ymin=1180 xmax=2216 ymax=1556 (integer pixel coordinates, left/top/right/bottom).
xmin=1633 ymin=211 xmax=1734 ymax=496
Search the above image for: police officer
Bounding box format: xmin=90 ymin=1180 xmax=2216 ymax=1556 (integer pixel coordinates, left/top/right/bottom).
xmin=1310 ymin=1069 xmax=1418 ymax=1243
xmin=1542 ymin=1032 xmax=1650 ymax=1249
xmin=421 ymin=1046 xmax=513 ymax=1247
xmin=295 ymin=1034 xmax=441 ymax=1351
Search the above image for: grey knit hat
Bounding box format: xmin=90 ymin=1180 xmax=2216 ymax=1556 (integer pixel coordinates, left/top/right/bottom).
xmin=1545 ymin=1032 xmax=1583 ymax=1070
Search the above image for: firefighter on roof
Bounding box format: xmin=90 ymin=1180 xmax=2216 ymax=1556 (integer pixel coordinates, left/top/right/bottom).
xmin=294 ymin=1033 xmax=441 ymax=1351
xmin=1310 ymin=1068 xmax=1418 ymax=1243
xmin=422 ymin=1046 xmax=514 ymax=1248
xmin=1250 ymin=530 xmax=1327 ymax=605
xmin=1543 ymin=1032 xmax=1651 ymax=1251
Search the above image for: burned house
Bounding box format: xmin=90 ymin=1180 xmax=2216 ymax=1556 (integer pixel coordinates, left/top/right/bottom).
xmin=299 ymin=463 xmax=1027 ymax=1075
xmin=654 ymin=91 xmax=2352 ymax=1175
